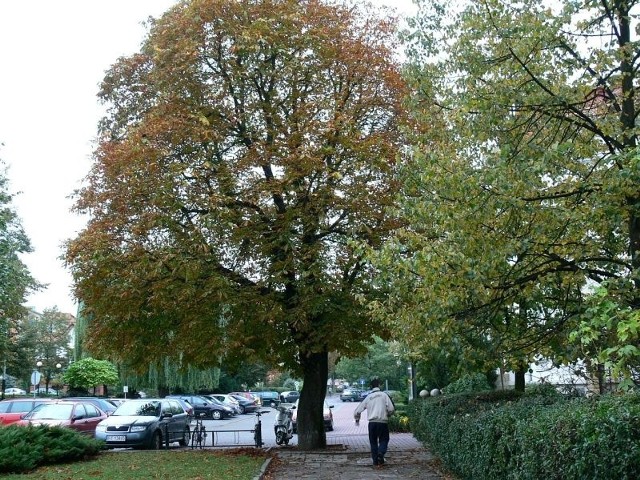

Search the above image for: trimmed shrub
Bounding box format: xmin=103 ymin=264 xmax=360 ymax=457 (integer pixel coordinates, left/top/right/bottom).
xmin=408 ymin=390 xmax=640 ymax=480
xmin=0 ymin=425 xmax=104 ymax=474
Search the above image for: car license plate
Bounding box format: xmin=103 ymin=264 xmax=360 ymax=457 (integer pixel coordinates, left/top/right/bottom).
xmin=107 ymin=435 xmax=127 ymax=442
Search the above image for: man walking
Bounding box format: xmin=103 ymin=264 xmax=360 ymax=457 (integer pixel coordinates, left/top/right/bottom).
xmin=354 ymin=378 xmax=395 ymax=467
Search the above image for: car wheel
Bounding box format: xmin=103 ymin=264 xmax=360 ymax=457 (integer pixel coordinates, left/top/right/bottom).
xmin=150 ymin=431 xmax=162 ymax=450
xmin=179 ymin=426 xmax=190 ymax=446
xmin=212 ymin=410 xmax=222 ymax=420
xmin=270 ymin=400 xmax=277 ymax=408
xmin=239 ymin=405 xmax=246 ymax=414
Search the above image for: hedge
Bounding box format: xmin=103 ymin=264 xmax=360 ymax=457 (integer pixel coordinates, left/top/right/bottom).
xmin=408 ymin=389 xmax=640 ymax=480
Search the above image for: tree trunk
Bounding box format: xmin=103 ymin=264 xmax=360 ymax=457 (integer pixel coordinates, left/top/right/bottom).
xmin=297 ymin=349 xmax=328 ymax=450
xmin=596 ymin=363 xmax=605 ymax=394
xmin=514 ymin=367 xmax=526 ymax=392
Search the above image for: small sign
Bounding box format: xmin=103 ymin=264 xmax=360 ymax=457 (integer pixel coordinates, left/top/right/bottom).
xmin=123 ymin=386 xmax=129 ymax=393
xmin=30 ymin=371 xmax=41 ymax=386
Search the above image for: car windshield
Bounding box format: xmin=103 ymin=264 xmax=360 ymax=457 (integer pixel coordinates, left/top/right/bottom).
xmin=113 ymin=401 xmax=161 ymax=417
xmin=29 ymin=403 xmax=74 ymax=420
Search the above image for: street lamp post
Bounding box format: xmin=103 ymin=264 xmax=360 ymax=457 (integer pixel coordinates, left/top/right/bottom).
xmin=55 ymin=363 xmax=62 ymax=396
xmin=407 ymin=362 xmax=417 ymax=401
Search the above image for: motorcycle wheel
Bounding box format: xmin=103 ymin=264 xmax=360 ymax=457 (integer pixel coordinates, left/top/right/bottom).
xmin=275 ymin=430 xmax=285 ymax=445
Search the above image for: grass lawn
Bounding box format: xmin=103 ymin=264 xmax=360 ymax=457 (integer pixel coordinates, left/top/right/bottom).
xmin=0 ymin=449 xmax=269 ymax=479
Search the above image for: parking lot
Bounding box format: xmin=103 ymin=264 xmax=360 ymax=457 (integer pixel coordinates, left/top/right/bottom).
xmin=177 ymin=395 xmax=350 ymax=449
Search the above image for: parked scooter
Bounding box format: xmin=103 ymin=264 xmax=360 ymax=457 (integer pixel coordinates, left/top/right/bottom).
xmin=274 ymin=404 xmax=295 ymax=445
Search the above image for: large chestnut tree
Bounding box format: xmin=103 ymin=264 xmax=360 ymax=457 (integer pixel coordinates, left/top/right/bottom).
xmin=66 ymin=0 xmax=406 ymax=448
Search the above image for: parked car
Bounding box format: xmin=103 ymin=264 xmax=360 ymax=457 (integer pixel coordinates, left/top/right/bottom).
xmin=166 ymin=395 xmax=232 ymax=420
xmin=291 ymin=399 xmax=334 ymax=432
xmin=206 ymin=395 xmax=236 ymax=416
xmin=230 ymin=391 xmax=262 ymax=406
xmin=38 ymin=387 xmax=59 ymax=395
xmin=207 ymin=394 xmax=241 ymax=414
xmin=3 ymin=387 xmax=27 ymax=396
xmin=95 ymin=398 xmax=190 ymax=449
xmin=340 ymin=389 xmax=362 ymax=402
xmin=0 ymin=399 xmax=54 ymax=425
xmin=359 ymin=390 xmax=373 ymax=400
xmin=228 ymin=394 xmax=259 ymax=414
xmin=280 ymin=391 xmax=300 ymax=403
xmin=17 ymin=400 xmax=108 ymax=436
xmin=250 ymin=391 xmax=280 ymax=408
xmin=64 ymin=397 xmax=118 ymax=416
xmin=172 ymin=397 xmax=195 ymax=418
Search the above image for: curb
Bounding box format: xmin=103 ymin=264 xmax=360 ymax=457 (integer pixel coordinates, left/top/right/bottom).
xmin=254 ymin=456 xmax=273 ymax=480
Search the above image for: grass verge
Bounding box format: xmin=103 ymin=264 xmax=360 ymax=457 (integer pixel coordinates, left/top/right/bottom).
xmin=0 ymin=449 xmax=268 ymax=480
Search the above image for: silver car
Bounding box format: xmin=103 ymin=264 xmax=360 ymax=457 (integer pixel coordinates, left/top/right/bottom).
xmin=95 ymin=398 xmax=190 ymax=449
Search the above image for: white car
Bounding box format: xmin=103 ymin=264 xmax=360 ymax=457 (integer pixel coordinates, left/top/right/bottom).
xmin=4 ymin=387 xmax=27 ymax=396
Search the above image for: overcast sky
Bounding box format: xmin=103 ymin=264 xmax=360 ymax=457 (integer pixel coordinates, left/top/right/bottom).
xmin=0 ymin=0 xmax=417 ymax=316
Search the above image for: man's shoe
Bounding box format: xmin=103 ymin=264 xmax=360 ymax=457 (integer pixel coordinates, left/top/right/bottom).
xmin=377 ymin=455 xmax=385 ymax=465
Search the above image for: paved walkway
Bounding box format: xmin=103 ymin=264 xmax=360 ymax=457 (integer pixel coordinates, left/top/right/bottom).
xmin=258 ymin=399 xmax=448 ymax=480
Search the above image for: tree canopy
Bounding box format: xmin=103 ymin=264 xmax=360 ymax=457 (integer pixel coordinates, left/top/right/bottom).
xmin=334 ymin=337 xmax=409 ymax=391
xmin=62 ymin=358 xmax=119 ymax=393
xmin=369 ymin=0 xmax=640 ymax=383
xmin=0 ymin=157 xmax=39 ymax=387
xmin=0 ymin=159 xmax=38 ymax=322
xmin=29 ymin=307 xmax=72 ymax=392
xmin=66 ymin=0 xmax=407 ymax=448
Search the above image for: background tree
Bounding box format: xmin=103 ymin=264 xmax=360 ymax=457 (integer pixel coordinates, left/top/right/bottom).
xmin=62 ymin=358 xmax=118 ymax=395
xmin=27 ymin=307 xmax=72 ymax=393
xmin=369 ymin=0 xmax=640 ymax=388
xmin=0 ymin=157 xmax=39 ymax=398
xmin=65 ymin=0 xmax=406 ymax=448
xmin=335 ymin=337 xmax=408 ymax=391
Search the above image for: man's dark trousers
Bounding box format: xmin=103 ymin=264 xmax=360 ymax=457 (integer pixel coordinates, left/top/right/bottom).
xmin=368 ymin=421 xmax=390 ymax=465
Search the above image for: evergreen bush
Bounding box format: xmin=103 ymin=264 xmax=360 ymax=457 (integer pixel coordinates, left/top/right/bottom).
xmin=0 ymin=425 xmax=104 ymax=474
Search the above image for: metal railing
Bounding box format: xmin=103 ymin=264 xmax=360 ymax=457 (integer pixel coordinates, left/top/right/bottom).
xmin=184 ymin=410 xmax=267 ymax=449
